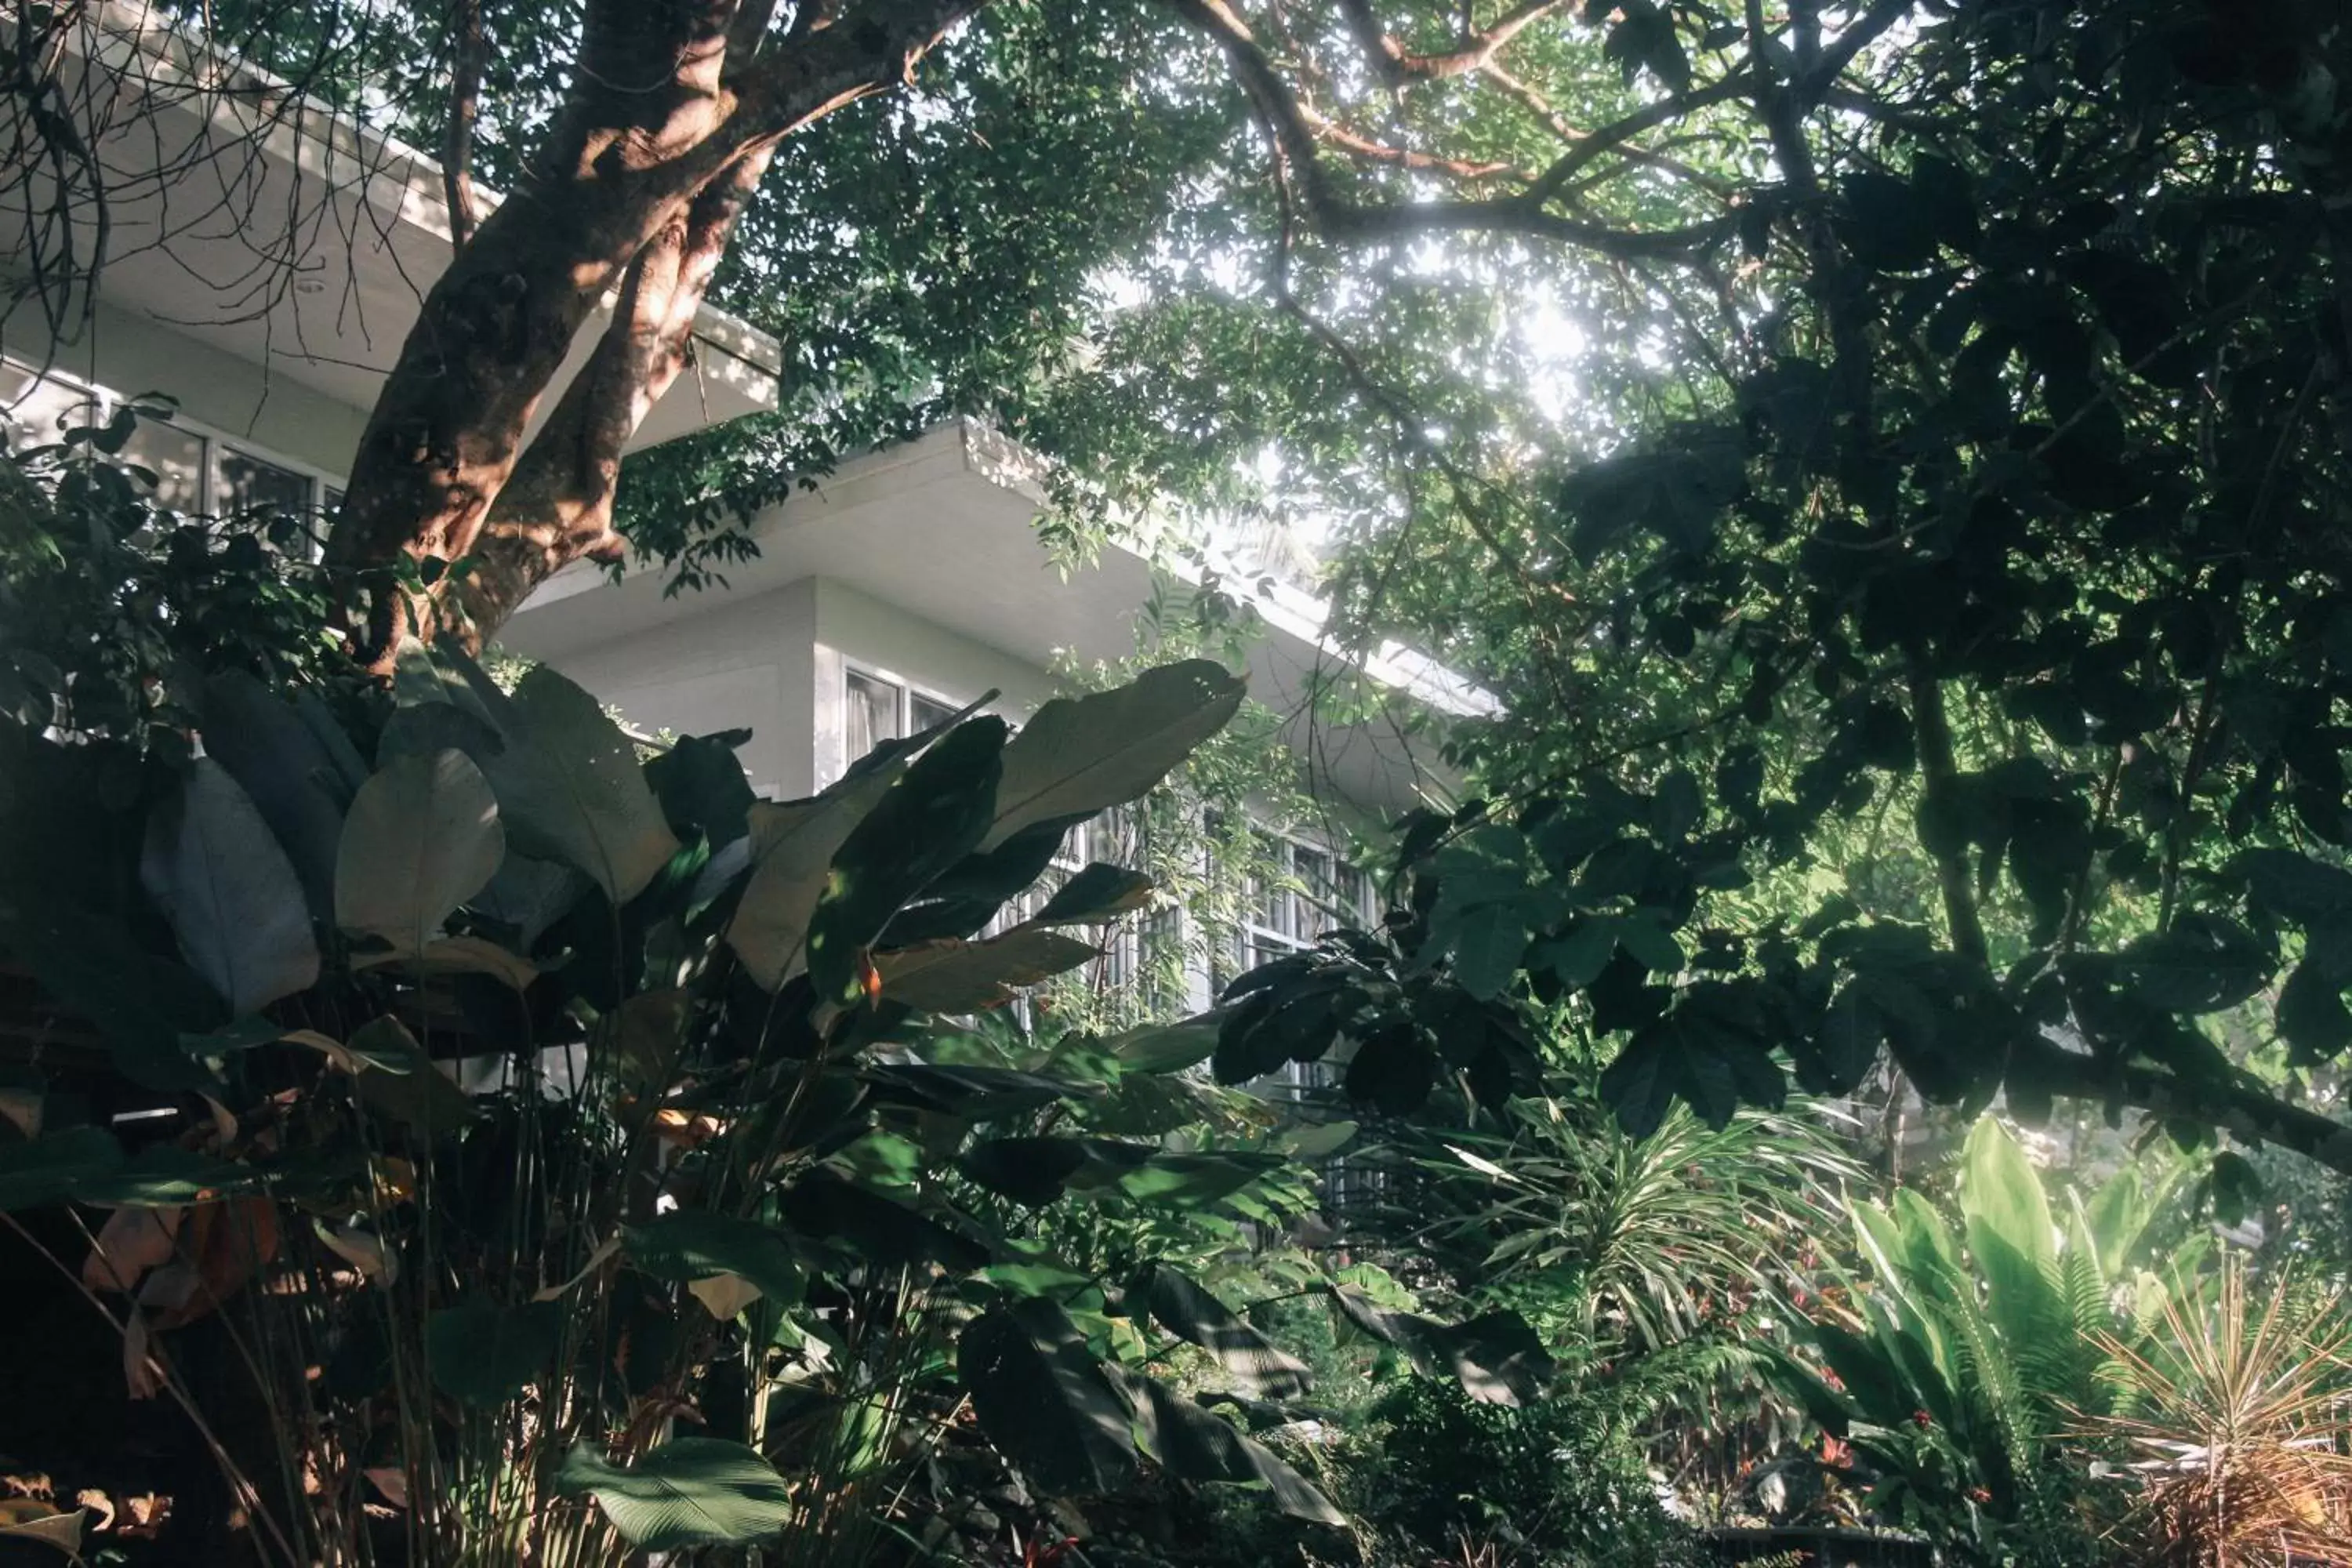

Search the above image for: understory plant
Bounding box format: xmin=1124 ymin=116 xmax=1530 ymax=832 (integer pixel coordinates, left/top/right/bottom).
xmin=2082 ymin=1257 xmax=2352 ymax=1567
xmin=1774 ymin=1117 xmax=2197 ymax=1565
xmin=0 ymin=621 xmax=1556 ymax=1566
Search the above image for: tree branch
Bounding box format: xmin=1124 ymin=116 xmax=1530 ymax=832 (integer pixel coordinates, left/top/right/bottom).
xmin=440 ymin=0 xmax=485 ymax=249
xmin=454 ymin=145 xmax=776 ymax=644
xmin=1168 ymin=0 xmax=1735 ymax=260
xmin=1333 ymin=0 xmax=1566 ymax=85
xmin=328 ymin=0 xmax=985 ymax=662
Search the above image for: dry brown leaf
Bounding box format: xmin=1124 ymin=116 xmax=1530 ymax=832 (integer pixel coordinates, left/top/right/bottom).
xmin=82 ymin=1207 xmax=184 ymax=1294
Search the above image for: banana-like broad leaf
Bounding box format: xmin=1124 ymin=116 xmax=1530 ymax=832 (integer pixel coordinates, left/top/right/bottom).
xmin=1139 ymin=1264 xmax=1311 ymax=1399
xmin=424 ymin=1298 xmax=561 ymax=1406
xmin=862 ymin=1062 xmax=1098 ymax=1120
xmin=349 ymin=1016 xmax=477 ymax=1140
xmin=393 ymin=643 xmax=678 ymax=906
xmin=1328 ymin=1287 xmax=1553 ymax=1406
xmin=141 ymin=759 xmax=321 ymax=1016
xmin=1958 ymin=1117 xmax=2063 ymax=1353
xmin=780 ymin=1169 xmax=990 ymax=1272
xmin=0 ymin=1126 xmax=124 ymax=1210
xmin=625 ymin=1210 xmax=804 ymax=1308
xmin=807 ymin=719 xmax=1007 ymax=1005
xmin=960 ymin=1301 xmax=1138 ymax=1494
xmin=726 ymin=765 xmax=905 ymax=989
xmin=554 ymin=1439 xmax=794 ymax=1550
xmin=335 ymin=749 xmax=504 ymax=956
xmin=963 ymin=1137 xmax=1286 ymax=1210
xmin=872 ymin=927 xmax=1100 ymax=1013
xmin=980 ymin=661 xmax=1245 ymax=851
xmin=1030 ymin=862 xmax=1156 ymax=925
xmin=1110 ymin=1365 xmax=1344 ymax=1525
xmin=198 ymin=670 xmax=349 ymax=920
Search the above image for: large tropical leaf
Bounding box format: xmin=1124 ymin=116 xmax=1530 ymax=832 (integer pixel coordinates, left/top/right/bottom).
xmin=424 ymin=1299 xmax=561 ymax=1406
xmin=394 ymin=644 xmax=677 ymax=906
xmin=960 ymin=1301 xmax=1139 ymax=1494
xmin=334 ymin=749 xmax=504 ymax=955
xmin=725 ymin=764 xmax=905 ymax=989
xmin=1138 ymin=1264 xmax=1311 ymax=1399
xmin=1958 ymin=1118 xmax=2063 ymax=1359
xmin=980 ymin=661 xmax=1244 ymax=850
xmin=1112 ymin=1366 xmax=1345 ymax=1525
xmin=196 ymin=670 xmax=350 ymax=920
xmin=872 ymin=927 xmax=1100 ymax=1012
xmin=806 ymin=718 xmax=1007 ymax=1004
xmin=625 ymin=1210 xmax=804 ymax=1309
xmin=554 ymin=1439 xmax=794 ymax=1550
xmin=140 ymin=758 xmax=319 ymax=1014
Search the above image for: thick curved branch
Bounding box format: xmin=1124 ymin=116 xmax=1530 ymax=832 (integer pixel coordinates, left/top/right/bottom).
xmin=1170 ymin=0 xmax=1735 ymax=260
xmin=452 ymin=146 xmax=775 ymax=644
xmin=1334 ymin=0 xmax=1564 ymax=85
xmin=327 ymin=0 xmax=985 ymax=663
xmin=441 ymin=0 xmax=485 ymax=249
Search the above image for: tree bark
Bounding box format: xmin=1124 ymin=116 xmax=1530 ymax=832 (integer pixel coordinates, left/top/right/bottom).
xmin=325 ymin=0 xmax=983 ymax=663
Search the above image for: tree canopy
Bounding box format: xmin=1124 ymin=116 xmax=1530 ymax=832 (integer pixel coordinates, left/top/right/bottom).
xmin=10 ymin=0 xmax=2352 ymax=1180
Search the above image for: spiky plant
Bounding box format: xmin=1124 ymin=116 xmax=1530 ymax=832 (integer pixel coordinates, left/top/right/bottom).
xmin=2085 ymin=1259 xmax=2352 ymax=1568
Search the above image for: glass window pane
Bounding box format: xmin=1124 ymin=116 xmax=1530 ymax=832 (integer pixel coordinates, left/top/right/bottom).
xmin=845 ymin=670 xmax=902 ymax=761
xmin=216 ymin=445 xmax=312 ymax=518
xmin=1294 ymin=848 xmax=1334 ymax=939
xmin=0 ymin=365 xmax=100 ymax=452
xmin=117 ymin=415 xmax=206 ymax=512
xmin=909 ymin=691 xmax=959 ymax=733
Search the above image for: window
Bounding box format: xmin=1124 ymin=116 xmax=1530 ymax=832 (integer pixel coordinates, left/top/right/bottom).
xmin=1221 ymin=831 xmax=1374 ymax=1105
xmin=841 ymin=665 xmax=963 ymax=767
xmin=0 ymin=357 xmax=340 ymax=525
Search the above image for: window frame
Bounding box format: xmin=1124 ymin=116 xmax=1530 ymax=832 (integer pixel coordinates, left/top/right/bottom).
xmin=0 ymin=354 xmax=345 ymax=535
xmin=839 ymin=659 xmax=964 ymax=753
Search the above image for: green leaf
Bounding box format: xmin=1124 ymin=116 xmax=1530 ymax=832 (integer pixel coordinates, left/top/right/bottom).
xmin=1328 ymin=1288 xmax=1552 ymax=1406
xmin=424 ymin=1299 xmax=561 ymax=1406
xmin=2238 ymin=849 xmax=2352 ymax=927
xmin=500 ymin=663 xmax=681 ymax=905
xmin=871 ymin=927 xmax=1100 ymax=1012
xmin=625 ymin=1210 xmax=804 ymax=1308
xmin=779 ymin=1169 xmax=989 ymax=1272
xmin=554 ymin=1439 xmax=793 ymax=1550
xmin=350 ymin=1016 xmax=477 ymax=1139
xmin=1444 ymin=902 xmax=1529 ymax=1001
xmin=1032 ymin=862 xmax=1156 ymax=925
xmin=982 ymin=661 xmax=1244 ymax=851
xmin=1598 ymin=1032 xmax=1675 ymax=1138
xmin=2279 ymin=960 xmax=2352 ymax=1062
xmin=1807 ymin=982 xmax=1878 ymax=1094
xmin=335 ymin=750 xmax=505 ymax=956
xmin=643 ymin=731 xmax=757 ymax=848
xmin=807 ymin=719 xmax=1008 ymax=1004
xmin=1959 ymin=1116 xmax=2063 ymax=1354
xmin=198 ymin=670 xmax=349 ymax=921
xmin=960 ymin=1301 xmax=1138 ymax=1494
xmin=397 ymin=645 xmax=677 ymax=907
xmin=140 ymin=759 xmax=320 ymax=1015
xmin=1102 ymin=1015 xmax=1221 ymax=1074
xmin=1116 ymin=1368 xmax=1344 ymax=1525
xmin=0 ymin=1126 xmax=125 ymax=1210
xmin=2121 ymin=914 xmax=2273 ymax=1014
xmin=726 ymin=764 xmax=906 ymax=989
xmin=0 ymin=900 xmax=226 ymax=1092
xmin=1140 ymin=1265 xmax=1311 ymax=1399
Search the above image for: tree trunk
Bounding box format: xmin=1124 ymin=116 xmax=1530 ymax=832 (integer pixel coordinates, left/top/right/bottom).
xmin=323 ymin=0 xmax=983 ymax=666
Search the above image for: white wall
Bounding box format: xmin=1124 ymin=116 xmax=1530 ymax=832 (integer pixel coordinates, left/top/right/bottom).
xmin=808 ymin=576 xmax=1060 ymax=787
xmin=524 ymin=576 xmax=820 ymax=801
xmin=1 ymin=296 xmax=368 ymax=481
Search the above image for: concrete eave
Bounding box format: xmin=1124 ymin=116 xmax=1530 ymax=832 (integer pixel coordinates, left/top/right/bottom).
xmin=2 ymin=2 xmax=781 ymax=448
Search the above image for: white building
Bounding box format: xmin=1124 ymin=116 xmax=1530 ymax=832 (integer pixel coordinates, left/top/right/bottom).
xmin=2 ymin=4 xmax=1490 ymax=1022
